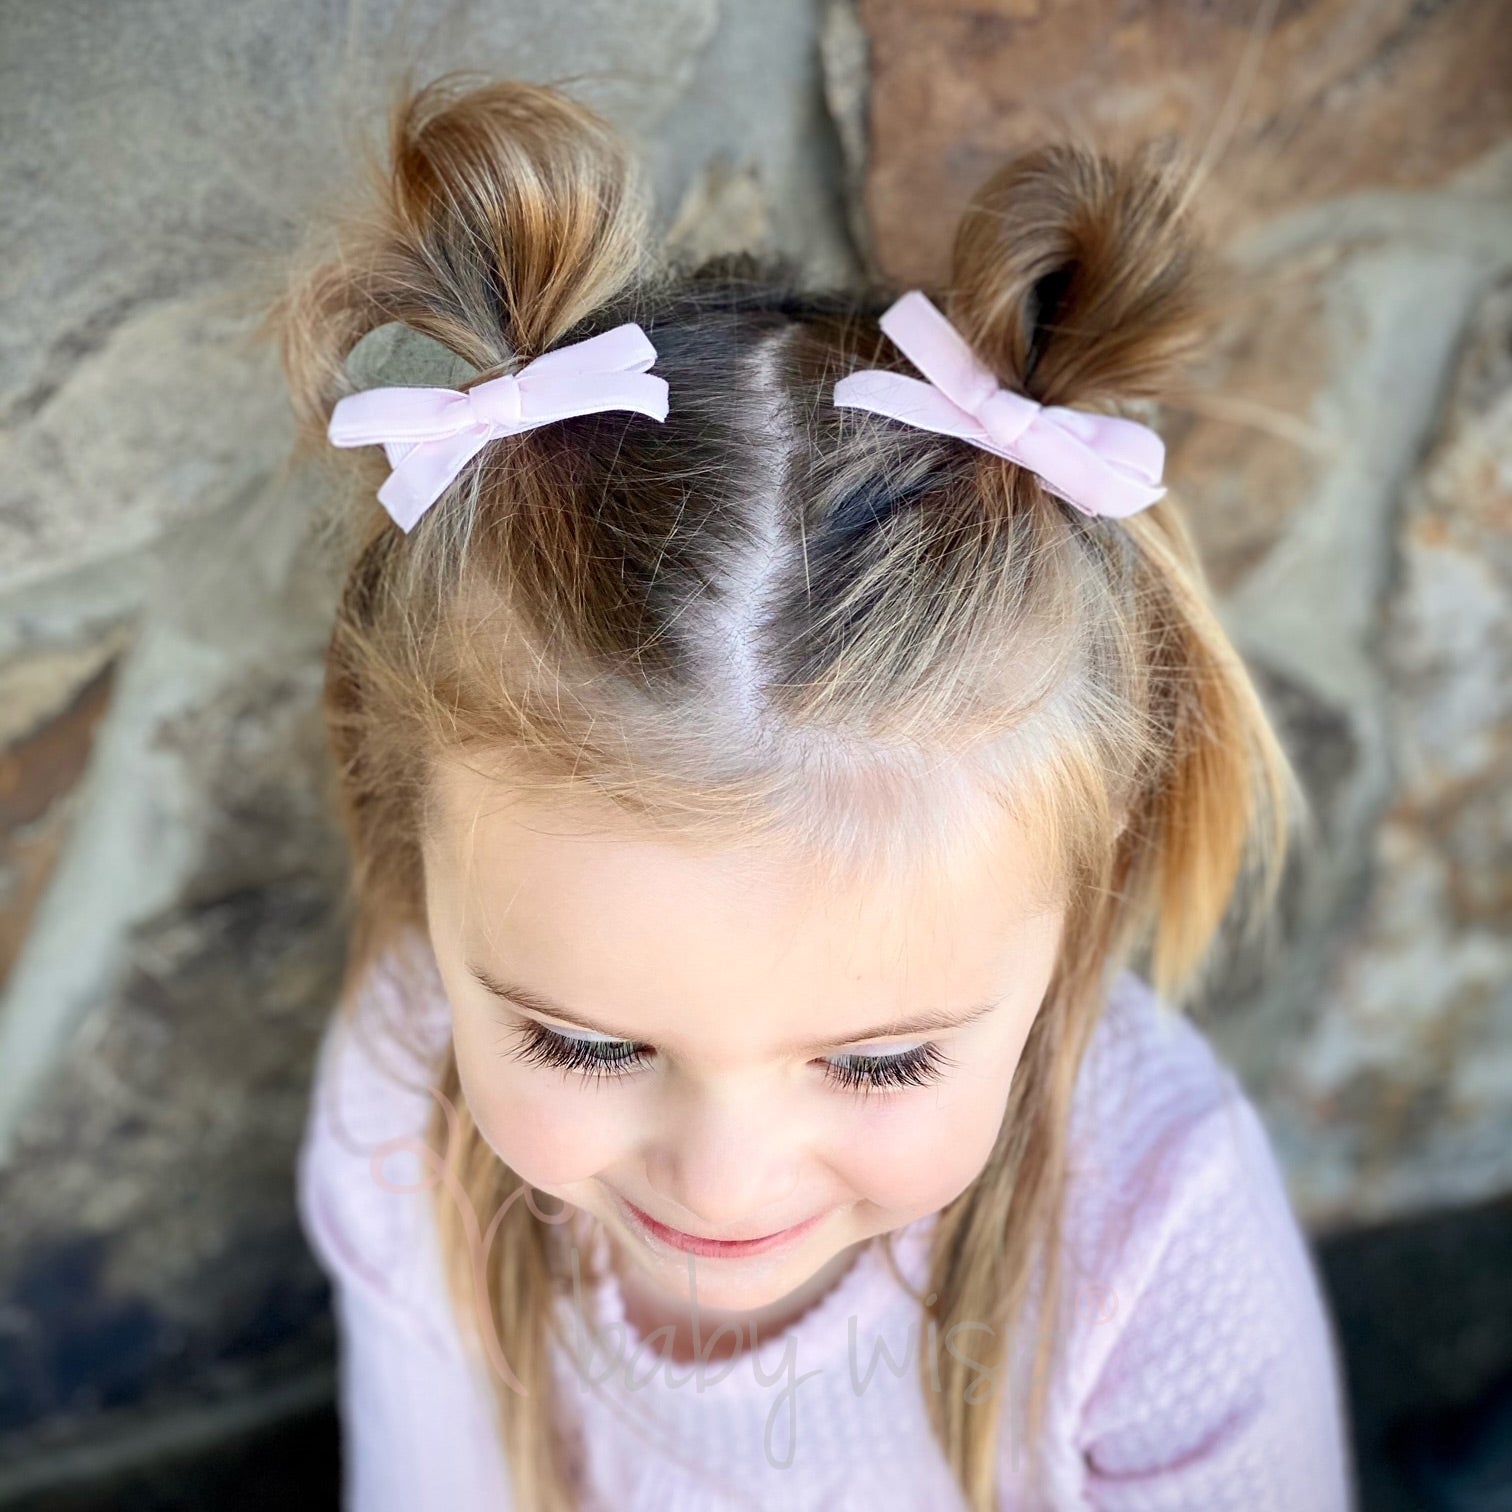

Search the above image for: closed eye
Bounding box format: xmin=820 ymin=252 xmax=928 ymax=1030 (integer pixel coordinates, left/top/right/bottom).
xmin=500 ymin=1018 xmax=954 ymax=1096
xmin=504 ymin=1018 xmax=649 ymax=1084
xmin=823 ymin=1040 xmax=952 ymax=1092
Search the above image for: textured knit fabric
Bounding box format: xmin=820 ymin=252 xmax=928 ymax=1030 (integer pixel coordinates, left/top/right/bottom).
xmin=295 ymin=932 xmax=1356 ymax=1511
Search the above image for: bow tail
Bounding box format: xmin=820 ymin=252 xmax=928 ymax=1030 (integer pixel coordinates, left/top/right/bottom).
xmin=1012 ymin=422 xmax=1167 ymax=520
xmin=378 ymin=427 xmax=495 ymax=533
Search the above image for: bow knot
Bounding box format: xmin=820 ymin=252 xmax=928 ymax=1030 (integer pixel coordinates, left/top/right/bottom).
xmin=832 ymin=291 xmax=1167 ymax=520
xmin=328 ymin=321 xmax=669 ymax=533
xmin=975 ymin=386 xmax=1040 ymax=453
xmin=465 ymin=372 xmax=524 ymax=429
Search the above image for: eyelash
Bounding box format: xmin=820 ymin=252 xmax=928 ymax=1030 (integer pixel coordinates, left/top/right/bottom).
xmin=502 ymin=1018 xmax=955 ymax=1096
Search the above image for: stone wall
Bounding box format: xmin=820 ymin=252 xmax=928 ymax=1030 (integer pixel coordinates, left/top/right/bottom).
xmin=0 ymin=0 xmax=1506 ymax=1490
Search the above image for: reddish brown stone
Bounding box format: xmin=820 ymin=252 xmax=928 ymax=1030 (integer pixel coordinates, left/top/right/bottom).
xmin=856 ymin=0 xmax=1512 ymax=286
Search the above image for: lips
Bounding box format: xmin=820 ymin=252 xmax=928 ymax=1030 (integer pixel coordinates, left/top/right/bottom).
xmin=618 ymin=1196 xmax=826 ymax=1259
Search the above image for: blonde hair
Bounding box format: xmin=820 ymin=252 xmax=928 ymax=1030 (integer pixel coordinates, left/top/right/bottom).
xmin=267 ymin=69 xmax=1301 ymax=1511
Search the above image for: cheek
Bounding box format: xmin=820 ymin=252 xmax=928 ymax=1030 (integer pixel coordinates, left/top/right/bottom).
xmin=452 ymin=1022 xmax=630 ymax=1187
xmin=833 ymin=1065 xmax=1017 ymax=1214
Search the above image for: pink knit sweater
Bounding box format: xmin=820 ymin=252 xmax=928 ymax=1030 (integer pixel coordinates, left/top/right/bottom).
xmin=296 ymin=935 xmax=1355 ymax=1510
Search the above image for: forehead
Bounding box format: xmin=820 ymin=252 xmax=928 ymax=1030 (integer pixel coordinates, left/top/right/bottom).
xmin=423 ymin=757 xmax=1063 ymax=1051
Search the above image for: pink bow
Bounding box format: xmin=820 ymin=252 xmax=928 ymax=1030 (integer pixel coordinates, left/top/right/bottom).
xmin=832 ymin=291 xmax=1166 ymax=519
xmin=327 ymin=323 xmax=670 ymax=533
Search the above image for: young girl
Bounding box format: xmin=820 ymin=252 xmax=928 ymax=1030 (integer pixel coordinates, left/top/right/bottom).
xmin=275 ymin=71 xmax=1354 ymax=1512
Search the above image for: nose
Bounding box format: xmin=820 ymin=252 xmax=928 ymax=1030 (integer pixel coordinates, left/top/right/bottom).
xmin=641 ymin=1084 xmax=804 ymax=1235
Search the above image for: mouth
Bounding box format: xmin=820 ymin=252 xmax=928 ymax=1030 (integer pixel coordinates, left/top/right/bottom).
xmin=616 ymin=1196 xmax=827 ymax=1260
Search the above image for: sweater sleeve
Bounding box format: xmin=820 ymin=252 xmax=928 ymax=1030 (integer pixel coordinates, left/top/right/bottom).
xmin=1075 ymin=1093 xmax=1355 ymax=1512
xmin=296 ymin=1007 xmax=516 ymax=1512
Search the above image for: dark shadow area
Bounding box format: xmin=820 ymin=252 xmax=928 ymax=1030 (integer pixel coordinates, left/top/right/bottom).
xmin=5 ymin=1398 xmax=338 ymax=1512
xmin=1320 ymin=1192 xmax=1512 ymax=1512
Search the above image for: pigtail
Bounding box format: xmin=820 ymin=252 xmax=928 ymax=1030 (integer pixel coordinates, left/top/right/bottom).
xmin=944 ymin=139 xmax=1298 ymax=1010
xmin=946 ymin=140 xmax=1212 ymax=409
xmin=268 ymin=69 xmax=653 ymax=553
xmin=383 ymin=72 xmax=650 ymax=355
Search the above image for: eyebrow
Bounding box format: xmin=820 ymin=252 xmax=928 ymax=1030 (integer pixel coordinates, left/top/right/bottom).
xmin=465 ymin=961 xmax=1003 ymax=1055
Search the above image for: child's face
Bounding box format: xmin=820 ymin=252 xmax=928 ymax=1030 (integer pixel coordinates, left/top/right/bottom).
xmin=422 ymin=758 xmax=1066 ymax=1317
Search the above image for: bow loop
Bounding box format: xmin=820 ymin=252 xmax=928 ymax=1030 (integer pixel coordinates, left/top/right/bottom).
xmin=833 ymin=291 xmax=1167 ymax=520
xmin=328 ymin=320 xmax=669 ymax=533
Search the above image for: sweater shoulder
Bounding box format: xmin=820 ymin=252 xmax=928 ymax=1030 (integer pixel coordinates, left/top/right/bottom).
xmin=1067 ymin=970 xmax=1247 ymax=1192
xmin=299 ymin=927 xmax=453 ymax=1175
xmin=294 ymin=929 xmax=464 ymax=1358
xmin=1056 ymin=969 xmax=1265 ymax=1286
xmin=1045 ymin=974 xmax=1353 ymax=1508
